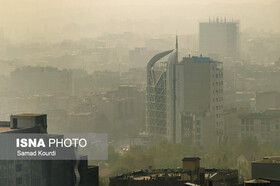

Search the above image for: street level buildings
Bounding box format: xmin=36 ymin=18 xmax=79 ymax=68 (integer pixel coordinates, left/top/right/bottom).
xmin=109 ymin=157 xmax=238 ymax=186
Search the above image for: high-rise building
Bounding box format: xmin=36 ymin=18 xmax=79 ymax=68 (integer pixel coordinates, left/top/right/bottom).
xmin=147 ymin=39 xmax=224 ymax=146
xmin=168 ymin=56 xmax=224 ymax=145
xmin=199 ymin=18 xmax=239 ymax=60
xmin=146 ymin=49 xmax=175 ymax=143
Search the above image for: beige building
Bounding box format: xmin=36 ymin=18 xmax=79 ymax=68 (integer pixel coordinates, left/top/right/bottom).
xmin=256 ymin=91 xmax=280 ymax=112
xmin=238 ymin=108 xmax=280 ymax=143
xmin=224 ymin=108 xmax=249 ymax=143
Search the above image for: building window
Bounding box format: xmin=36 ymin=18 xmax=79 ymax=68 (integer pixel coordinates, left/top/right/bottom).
xmin=250 ymin=126 xmax=254 ymax=131
xmin=16 ymin=164 xmax=22 ymax=172
xmin=16 ymin=177 xmax=22 ymax=185
xmin=13 ymin=118 xmax=17 ymax=128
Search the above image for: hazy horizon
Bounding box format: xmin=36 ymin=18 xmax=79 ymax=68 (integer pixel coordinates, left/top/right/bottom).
xmin=0 ymin=0 xmax=279 ymax=42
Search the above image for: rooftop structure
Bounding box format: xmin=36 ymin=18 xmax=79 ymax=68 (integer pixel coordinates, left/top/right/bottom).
xmin=252 ymin=157 xmax=280 ymax=180
xmin=109 ymin=157 xmax=238 ymax=186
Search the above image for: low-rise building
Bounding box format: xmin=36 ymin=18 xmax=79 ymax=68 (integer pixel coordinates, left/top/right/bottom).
xmin=251 ymin=156 xmax=280 ymax=180
xmin=109 ymin=157 xmax=238 ymax=186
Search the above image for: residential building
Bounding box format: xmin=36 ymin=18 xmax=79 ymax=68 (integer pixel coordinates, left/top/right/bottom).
xmin=238 ymin=109 xmax=280 ymax=143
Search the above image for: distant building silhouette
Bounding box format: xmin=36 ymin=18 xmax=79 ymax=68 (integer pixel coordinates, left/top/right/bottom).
xmin=199 ymin=18 xmax=239 ymax=60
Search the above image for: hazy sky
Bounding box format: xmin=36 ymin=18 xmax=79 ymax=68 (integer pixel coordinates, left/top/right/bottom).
xmin=0 ymin=0 xmax=279 ymax=41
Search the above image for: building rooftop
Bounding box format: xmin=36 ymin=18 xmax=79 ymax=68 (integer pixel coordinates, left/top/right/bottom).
xmin=193 ymin=57 xmax=211 ymax=62
xmin=181 ymin=56 xmax=222 ymax=64
xmin=0 ymin=127 xmax=16 ymax=133
xmin=12 ymin=113 xmax=46 ymax=117
xmin=252 ymin=156 xmax=280 ymax=164
xmin=182 ymin=157 xmax=201 ymax=161
xmin=110 ymin=168 xmax=237 ymax=181
xmin=239 ymin=112 xmax=280 ymax=119
xmin=244 ymin=179 xmax=270 ymax=183
xmin=110 ymin=169 xmax=183 ymax=181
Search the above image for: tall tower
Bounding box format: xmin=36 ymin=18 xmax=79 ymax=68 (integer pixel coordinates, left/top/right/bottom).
xmin=146 ymin=38 xmax=178 ymax=143
xmin=172 ymin=56 xmax=224 ymax=145
xmin=199 ymin=19 xmax=239 ymax=60
xmin=147 ymin=38 xmax=224 ymax=146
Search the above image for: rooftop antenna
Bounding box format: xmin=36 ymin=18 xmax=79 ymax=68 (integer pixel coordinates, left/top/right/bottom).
xmin=175 ymin=35 xmax=178 ymax=63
